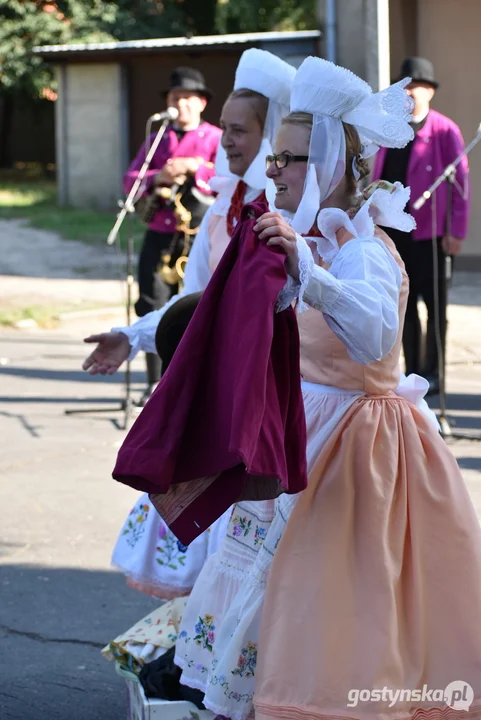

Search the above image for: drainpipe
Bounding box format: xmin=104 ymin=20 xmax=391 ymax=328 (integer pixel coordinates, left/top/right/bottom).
xmin=325 ymin=0 xmax=337 ymax=63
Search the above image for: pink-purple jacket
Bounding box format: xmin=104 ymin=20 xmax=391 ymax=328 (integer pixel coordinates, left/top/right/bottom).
xmin=123 ymin=122 xmax=221 ymax=235
xmin=372 ymin=109 xmax=470 ymax=240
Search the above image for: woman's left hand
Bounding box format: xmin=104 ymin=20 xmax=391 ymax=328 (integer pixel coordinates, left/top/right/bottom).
xmin=253 ymin=212 xmax=300 ymax=282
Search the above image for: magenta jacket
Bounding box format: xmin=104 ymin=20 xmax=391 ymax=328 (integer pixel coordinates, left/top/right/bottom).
xmin=123 ymin=122 xmax=221 ymax=234
xmin=372 ymin=109 xmax=470 ymax=240
xmin=113 ymin=202 xmax=308 ymax=546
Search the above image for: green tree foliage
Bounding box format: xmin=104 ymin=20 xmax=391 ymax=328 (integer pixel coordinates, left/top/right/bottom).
xmin=0 ymin=0 xmax=316 ymax=98
xmin=216 ymin=0 xmax=317 ymax=34
xmin=0 ymin=0 xmax=187 ymax=96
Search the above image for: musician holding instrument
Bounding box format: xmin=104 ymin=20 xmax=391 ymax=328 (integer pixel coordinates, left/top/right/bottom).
xmin=124 ymin=67 xmax=221 ymax=404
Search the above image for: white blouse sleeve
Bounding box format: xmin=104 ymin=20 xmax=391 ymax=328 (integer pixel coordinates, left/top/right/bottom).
xmin=279 ymin=182 xmax=413 ymax=365
xmin=303 ymin=237 xmax=402 ymax=364
xmin=112 ymin=204 xmax=215 ymax=359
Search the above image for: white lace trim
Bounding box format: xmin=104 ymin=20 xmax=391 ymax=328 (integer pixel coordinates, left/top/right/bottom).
xmin=275 ymin=275 xmax=298 ymax=312
xmin=316 ymin=181 xmax=415 ymax=263
xmin=343 ymin=78 xmax=415 ymax=154
xmin=363 ymin=181 xmax=416 ymax=232
xmin=296 ymin=234 xmax=315 ymax=311
xmin=275 ymin=234 xmax=315 ymax=313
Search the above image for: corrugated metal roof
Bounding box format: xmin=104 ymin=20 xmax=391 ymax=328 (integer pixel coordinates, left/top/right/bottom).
xmin=33 ymin=30 xmax=320 ymax=56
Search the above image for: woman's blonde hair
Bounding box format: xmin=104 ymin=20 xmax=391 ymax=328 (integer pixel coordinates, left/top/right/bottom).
xmin=281 ymin=111 xmax=370 ymax=198
xmin=227 ymin=88 xmax=269 ymax=130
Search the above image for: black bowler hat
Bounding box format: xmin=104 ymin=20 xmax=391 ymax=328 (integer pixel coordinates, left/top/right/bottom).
xmin=162 ymin=67 xmax=213 ymax=102
xmin=155 ymin=291 xmax=202 ymax=375
xmin=396 ymin=57 xmax=439 ymax=89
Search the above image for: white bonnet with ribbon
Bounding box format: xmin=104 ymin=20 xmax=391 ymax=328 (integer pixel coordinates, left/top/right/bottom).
xmin=215 ymin=49 xmax=296 ymax=190
xmin=266 ymin=56 xmax=415 ymax=232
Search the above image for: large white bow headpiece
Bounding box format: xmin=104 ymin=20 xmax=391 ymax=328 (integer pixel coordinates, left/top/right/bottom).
xmin=267 ymin=56 xmax=415 ymax=233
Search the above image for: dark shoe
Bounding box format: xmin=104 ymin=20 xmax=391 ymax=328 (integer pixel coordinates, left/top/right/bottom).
xmin=425 ymin=375 xmax=440 ymax=396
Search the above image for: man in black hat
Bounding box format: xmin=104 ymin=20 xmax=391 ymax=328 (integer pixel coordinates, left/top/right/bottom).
xmin=122 ymin=67 xmax=221 ymax=405
xmin=372 ymin=56 xmax=470 ymax=395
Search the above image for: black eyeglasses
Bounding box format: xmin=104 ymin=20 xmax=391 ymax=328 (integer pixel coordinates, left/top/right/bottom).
xmin=266 ymin=152 xmax=309 ymax=169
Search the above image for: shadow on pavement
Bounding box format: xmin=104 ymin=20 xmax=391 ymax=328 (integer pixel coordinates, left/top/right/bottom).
xmin=0 ymin=366 xmax=144 ymax=384
xmin=457 ymin=456 xmax=481 ymax=472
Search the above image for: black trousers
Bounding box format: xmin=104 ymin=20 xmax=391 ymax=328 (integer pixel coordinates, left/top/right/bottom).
xmin=135 ymin=228 xmax=178 ymax=317
xmin=388 ymin=228 xmax=448 ymax=378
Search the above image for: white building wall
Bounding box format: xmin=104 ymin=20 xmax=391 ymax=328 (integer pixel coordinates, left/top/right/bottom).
xmin=56 ymin=63 xmax=125 ymax=210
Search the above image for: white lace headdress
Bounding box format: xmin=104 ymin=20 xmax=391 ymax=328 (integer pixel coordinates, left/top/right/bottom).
xmin=215 ymin=49 xmax=296 ymax=189
xmin=266 ymin=56 xmax=415 ymax=232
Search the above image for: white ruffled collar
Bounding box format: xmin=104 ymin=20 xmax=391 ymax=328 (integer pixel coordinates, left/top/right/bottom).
xmin=209 ymin=174 xmax=265 ymax=219
xmin=310 ymin=181 xmax=416 ymax=263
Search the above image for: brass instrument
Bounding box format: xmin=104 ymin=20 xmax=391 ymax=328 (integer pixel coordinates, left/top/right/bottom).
xmin=157 ymin=186 xmax=199 ymax=292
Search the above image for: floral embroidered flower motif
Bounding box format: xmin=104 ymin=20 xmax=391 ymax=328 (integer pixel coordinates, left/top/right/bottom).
xmin=156 ymin=529 xmax=187 ymax=569
xmin=254 ymin=525 xmax=267 ymax=546
xmin=193 ymin=614 xmax=216 ymax=652
xmin=232 ymin=516 xmax=252 ymax=538
xmin=232 ymin=641 xmax=257 ymax=678
xmin=122 ymin=502 xmax=150 ymax=548
xmin=209 ymin=672 xmax=253 ymax=706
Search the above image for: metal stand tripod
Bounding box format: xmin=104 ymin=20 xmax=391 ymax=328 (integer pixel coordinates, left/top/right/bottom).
xmin=413 ymin=123 xmax=481 ymax=441
xmin=64 ymin=114 xmax=174 ymax=430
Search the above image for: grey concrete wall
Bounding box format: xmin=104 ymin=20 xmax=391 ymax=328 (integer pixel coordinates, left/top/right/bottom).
xmin=318 ymin=0 xmax=481 ymax=268
xmin=57 ymin=63 xmax=126 ymax=210
xmin=417 ymin=0 xmax=481 ymax=269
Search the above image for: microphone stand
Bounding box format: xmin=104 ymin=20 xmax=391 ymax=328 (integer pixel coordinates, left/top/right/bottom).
xmin=65 ymin=116 xmax=172 ymax=430
xmin=413 ymin=123 xmax=481 ymax=441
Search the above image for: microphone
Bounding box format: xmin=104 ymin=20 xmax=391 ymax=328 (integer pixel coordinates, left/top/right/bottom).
xmin=445 ymin=254 xmax=452 ymax=281
xmin=149 ymin=107 xmax=179 ymax=123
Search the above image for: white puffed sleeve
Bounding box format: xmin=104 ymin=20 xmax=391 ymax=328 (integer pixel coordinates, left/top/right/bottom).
xmin=278 ymin=183 xmax=415 ymax=364
xmin=113 ymin=203 xmax=215 ymax=359
xmin=304 ymin=237 xmax=402 ymax=364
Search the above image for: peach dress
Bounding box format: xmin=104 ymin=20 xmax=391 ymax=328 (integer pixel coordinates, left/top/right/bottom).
xmin=193 ymin=188 xmax=444 ymax=720
xmin=253 ymin=203 xmax=481 ymax=720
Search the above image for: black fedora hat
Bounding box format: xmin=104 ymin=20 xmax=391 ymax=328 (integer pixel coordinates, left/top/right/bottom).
xmin=162 ymin=67 xmax=213 ymax=102
xmin=396 ymin=56 xmax=439 ymax=89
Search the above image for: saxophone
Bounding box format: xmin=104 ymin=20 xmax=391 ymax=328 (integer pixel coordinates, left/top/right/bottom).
xmin=157 ymin=186 xmax=198 ymax=292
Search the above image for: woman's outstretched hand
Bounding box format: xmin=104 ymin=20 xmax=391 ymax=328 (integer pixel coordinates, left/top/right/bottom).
xmin=82 ymin=332 xmax=131 ymax=375
xmin=253 ymin=212 xmax=300 ymax=282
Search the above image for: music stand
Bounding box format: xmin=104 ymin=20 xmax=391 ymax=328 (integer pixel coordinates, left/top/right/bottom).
xmin=65 ymin=114 xmax=174 ymax=430
xmin=413 ymin=123 xmax=481 ymax=441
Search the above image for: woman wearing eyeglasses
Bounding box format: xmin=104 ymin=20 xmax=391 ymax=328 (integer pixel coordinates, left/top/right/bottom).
xmin=199 ymin=58 xmax=481 ymax=720
xmin=82 ymin=50 xmax=296 ymax=603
